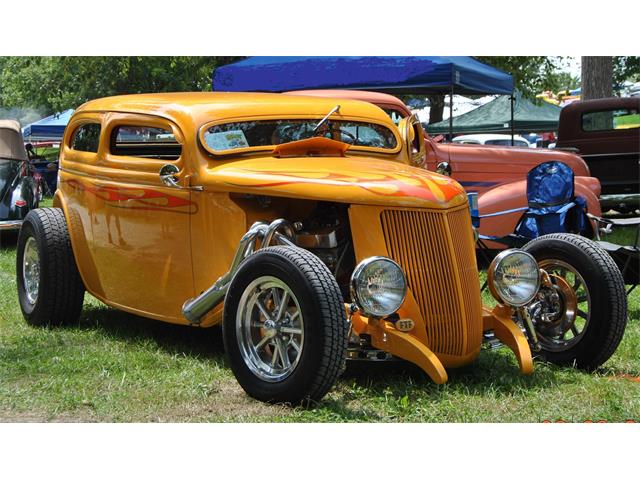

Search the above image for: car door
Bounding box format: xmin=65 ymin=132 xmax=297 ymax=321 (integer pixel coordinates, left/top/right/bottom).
xmin=86 ymin=113 xmax=195 ymax=322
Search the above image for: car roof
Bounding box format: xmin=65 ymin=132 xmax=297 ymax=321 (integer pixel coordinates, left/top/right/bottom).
xmin=0 ymin=119 xmax=22 ymax=133
xmin=0 ymin=119 xmax=27 ymax=160
xmin=285 ymin=90 xmax=411 ymax=114
xmin=561 ymin=96 xmax=640 ymax=114
xmin=75 ymin=92 xmax=395 ymax=128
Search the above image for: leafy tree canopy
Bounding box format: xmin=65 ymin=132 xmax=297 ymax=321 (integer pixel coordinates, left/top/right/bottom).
xmin=614 ymin=56 xmax=640 ymax=84
xmin=477 ymin=56 xmax=579 ymax=98
xmin=0 ymin=56 xmax=241 ymax=114
xmin=1 ymin=56 xmax=636 ymax=119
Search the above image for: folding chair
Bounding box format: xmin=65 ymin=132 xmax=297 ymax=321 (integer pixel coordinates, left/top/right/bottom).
xmin=474 ymin=161 xmax=591 ymax=250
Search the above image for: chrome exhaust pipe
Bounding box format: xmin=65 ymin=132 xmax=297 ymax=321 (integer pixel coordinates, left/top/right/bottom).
xmin=182 ymin=219 xmax=295 ymax=324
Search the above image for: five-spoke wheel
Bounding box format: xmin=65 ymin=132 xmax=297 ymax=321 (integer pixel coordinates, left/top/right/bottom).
xmin=237 ymin=276 xmax=305 ymax=382
xmin=535 ymin=259 xmax=591 ymax=352
xmin=22 ymin=236 xmax=41 ymax=306
xmin=17 ymin=208 xmax=85 ymax=326
xmin=524 ymin=233 xmax=627 ymax=370
xmin=223 ymin=246 xmax=347 ymax=405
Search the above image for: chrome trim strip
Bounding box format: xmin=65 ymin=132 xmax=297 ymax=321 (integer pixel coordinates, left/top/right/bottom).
xmin=0 ymin=220 xmax=23 ymax=231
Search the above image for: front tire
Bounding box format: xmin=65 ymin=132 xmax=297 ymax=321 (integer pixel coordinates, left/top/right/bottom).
xmin=523 ymin=233 xmax=627 ymax=370
xmin=16 ymin=208 xmax=85 ymax=326
xmin=223 ymin=246 xmax=348 ymax=405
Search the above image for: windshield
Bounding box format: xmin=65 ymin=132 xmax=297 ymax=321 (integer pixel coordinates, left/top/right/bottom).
xmin=202 ymin=119 xmax=398 ymax=153
xmin=485 ymin=139 xmax=529 ymax=147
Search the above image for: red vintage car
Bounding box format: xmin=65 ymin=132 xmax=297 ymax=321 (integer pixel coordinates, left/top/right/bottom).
xmin=287 ymin=90 xmax=602 ymax=245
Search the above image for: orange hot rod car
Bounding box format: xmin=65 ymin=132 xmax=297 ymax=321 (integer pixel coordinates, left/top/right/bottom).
xmin=16 ymin=93 xmax=627 ymax=404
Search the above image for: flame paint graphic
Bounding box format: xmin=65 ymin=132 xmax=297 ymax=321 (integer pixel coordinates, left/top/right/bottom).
xmin=65 ymin=179 xmax=197 ymax=214
xmin=223 ymin=168 xmax=464 ymax=205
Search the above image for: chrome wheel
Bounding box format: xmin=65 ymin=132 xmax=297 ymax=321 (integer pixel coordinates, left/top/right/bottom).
xmin=22 ymin=236 xmax=40 ymax=306
xmin=236 ymin=276 xmax=304 ymax=382
xmin=536 ymin=259 xmax=591 ymax=352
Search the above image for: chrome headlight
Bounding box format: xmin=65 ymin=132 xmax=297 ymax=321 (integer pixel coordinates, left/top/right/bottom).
xmin=488 ymin=250 xmax=540 ymax=307
xmin=350 ymin=256 xmax=407 ymax=318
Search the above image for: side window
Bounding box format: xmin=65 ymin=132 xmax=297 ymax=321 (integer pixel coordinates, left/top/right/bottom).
xmin=71 ymin=123 xmax=101 ymax=153
xmin=110 ymin=125 xmax=182 ymax=160
xmin=582 ymin=108 xmax=640 ymax=132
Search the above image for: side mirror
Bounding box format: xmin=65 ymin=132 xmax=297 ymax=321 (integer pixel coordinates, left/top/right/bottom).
xmin=436 ymin=161 xmax=452 ymax=176
xmin=159 ymin=164 xmax=180 ymax=188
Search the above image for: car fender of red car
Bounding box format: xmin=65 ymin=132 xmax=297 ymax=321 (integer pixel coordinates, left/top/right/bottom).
xmin=476 ymin=175 xmax=601 ymax=248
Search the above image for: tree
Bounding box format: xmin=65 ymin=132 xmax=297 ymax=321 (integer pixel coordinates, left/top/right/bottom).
xmin=581 ymin=56 xmax=613 ymax=100
xmin=426 ymin=95 xmax=445 ymax=124
xmin=613 ymin=56 xmax=640 ymax=86
xmin=478 ymin=56 xmax=562 ymax=99
xmin=545 ymin=71 xmax=580 ymax=93
xmin=0 ymin=57 xmax=242 ymax=114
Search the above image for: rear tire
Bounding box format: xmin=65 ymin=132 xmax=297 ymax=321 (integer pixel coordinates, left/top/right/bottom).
xmin=223 ymin=246 xmax=348 ymax=405
xmin=523 ymin=233 xmax=627 ymax=370
xmin=16 ymin=208 xmax=85 ymax=326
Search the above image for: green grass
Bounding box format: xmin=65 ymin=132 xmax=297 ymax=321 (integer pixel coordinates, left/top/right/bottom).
xmin=1 ymin=209 xmax=638 ymax=422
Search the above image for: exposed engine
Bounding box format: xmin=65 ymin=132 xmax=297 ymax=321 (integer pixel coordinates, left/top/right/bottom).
xmin=231 ymin=195 xmax=357 ymax=299
xmin=291 ymin=202 xmax=355 ymax=299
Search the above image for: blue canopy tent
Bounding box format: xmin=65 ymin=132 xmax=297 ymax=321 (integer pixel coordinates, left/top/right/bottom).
xmin=212 ymin=56 xmax=515 ymax=141
xmin=22 ymin=109 xmax=74 ymax=141
xmin=213 ymin=56 xmax=513 ymax=95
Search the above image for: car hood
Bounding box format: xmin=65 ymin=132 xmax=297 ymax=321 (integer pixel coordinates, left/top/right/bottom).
xmin=440 ymin=142 xmax=591 ymax=177
xmin=207 ymin=156 xmax=468 ymax=209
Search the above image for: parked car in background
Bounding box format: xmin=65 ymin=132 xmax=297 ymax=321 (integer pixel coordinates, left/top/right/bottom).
xmin=16 ymin=92 xmax=626 ymax=404
xmin=288 ymin=89 xmax=409 ymax=125
xmin=286 ymin=90 xmax=602 ymax=245
xmin=25 ymin=141 xmax=60 ymax=196
xmin=452 ymin=133 xmax=532 ymax=148
xmin=0 ymin=120 xmax=38 ymax=232
xmin=556 ymin=97 xmax=640 ymax=213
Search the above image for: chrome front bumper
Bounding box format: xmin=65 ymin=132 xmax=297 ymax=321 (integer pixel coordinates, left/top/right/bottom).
xmin=0 ymin=220 xmax=23 ymax=231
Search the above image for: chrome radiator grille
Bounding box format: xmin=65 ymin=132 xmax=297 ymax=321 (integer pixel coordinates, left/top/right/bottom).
xmin=380 ymin=206 xmax=482 ymax=357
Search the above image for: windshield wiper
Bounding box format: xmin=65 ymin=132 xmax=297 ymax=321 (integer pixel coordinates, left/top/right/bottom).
xmin=312 ymin=105 xmax=340 ymax=134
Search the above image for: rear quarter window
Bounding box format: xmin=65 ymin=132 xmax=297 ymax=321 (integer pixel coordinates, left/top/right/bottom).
xmin=582 ymin=108 xmax=640 ymax=132
xmin=70 ymin=123 xmax=101 ymax=153
xmin=485 ymin=139 xmax=529 ymax=147
xmin=110 ymin=126 xmax=181 ymax=160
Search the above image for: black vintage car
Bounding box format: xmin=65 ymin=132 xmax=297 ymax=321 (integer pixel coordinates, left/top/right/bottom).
xmin=0 ymin=120 xmax=38 ymax=232
xmin=556 ymin=97 xmax=640 ymax=213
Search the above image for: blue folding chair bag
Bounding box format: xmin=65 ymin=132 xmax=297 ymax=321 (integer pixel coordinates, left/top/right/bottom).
xmin=515 ymin=161 xmax=589 ymax=238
